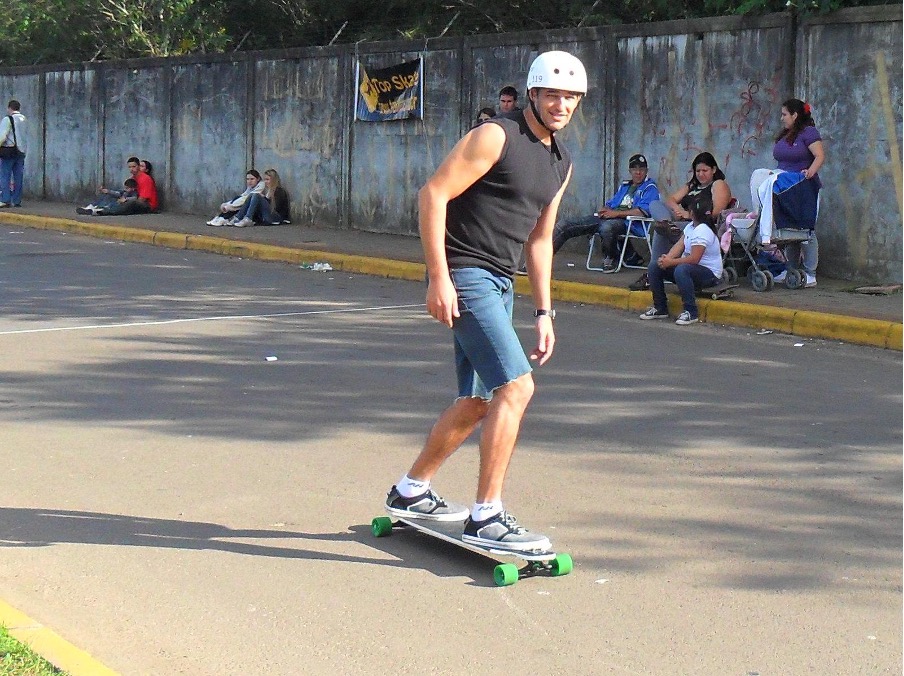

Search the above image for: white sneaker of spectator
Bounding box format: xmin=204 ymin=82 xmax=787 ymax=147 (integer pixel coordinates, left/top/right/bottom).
xmin=805 ymin=274 xmax=817 ymax=288
xmin=232 ymin=217 xmax=254 ymax=228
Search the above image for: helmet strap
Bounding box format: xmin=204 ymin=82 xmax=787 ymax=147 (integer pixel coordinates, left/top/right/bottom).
xmin=528 ymin=89 xmax=557 ymax=135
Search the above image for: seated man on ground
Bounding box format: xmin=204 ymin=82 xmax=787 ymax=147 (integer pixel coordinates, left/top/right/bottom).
xmin=206 ymin=170 xmax=265 ymax=226
xmin=77 ymin=177 xmax=137 ymax=214
xmin=551 ymin=153 xmax=660 ymax=269
xmin=77 ymin=156 xmax=140 ymax=213
xmin=82 ymin=157 xmax=159 ymax=216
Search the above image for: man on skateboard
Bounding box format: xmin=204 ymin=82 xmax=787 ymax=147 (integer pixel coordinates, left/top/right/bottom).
xmin=385 ymin=51 xmax=587 ymax=551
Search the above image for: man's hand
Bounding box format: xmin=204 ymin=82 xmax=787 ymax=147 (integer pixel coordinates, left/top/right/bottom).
xmin=426 ymin=275 xmax=459 ymax=328
xmin=529 ymin=316 xmax=555 ymax=365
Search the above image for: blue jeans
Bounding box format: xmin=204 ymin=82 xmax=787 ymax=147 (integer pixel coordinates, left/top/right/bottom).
xmin=97 ymin=199 xmax=152 ymax=216
xmin=553 ymin=213 xmax=630 ymax=258
xmin=234 ymin=193 xmax=281 ymax=224
xmin=449 ymin=267 xmax=532 ymax=400
xmin=552 ymin=213 xmax=601 ymax=253
xmin=648 ymin=262 xmax=718 ymax=318
xmin=0 ymin=152 xmax=25 ymax=205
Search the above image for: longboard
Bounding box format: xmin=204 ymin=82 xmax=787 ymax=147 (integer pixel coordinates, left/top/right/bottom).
xmin=699 ymin=282 xmax=739 ymax=300
xmin=371 ymin=513 xmax=573 ymax=587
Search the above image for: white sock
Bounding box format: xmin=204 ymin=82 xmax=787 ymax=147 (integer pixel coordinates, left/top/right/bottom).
xmin=471 ymin=501 xmax=503 ymax=522
xmin=396 ymin=475 xmax=429 ymax=498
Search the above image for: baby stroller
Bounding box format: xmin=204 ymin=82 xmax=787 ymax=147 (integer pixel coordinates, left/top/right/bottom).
xmin=720 ymin=169 xmax=816 ymax=292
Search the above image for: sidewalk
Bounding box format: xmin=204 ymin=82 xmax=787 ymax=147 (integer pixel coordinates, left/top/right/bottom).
xmin=2 ymin=200 xmax=901 ymax=350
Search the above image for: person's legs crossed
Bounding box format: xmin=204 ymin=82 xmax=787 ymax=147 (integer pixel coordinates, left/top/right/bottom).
xmin=552 ymin=213 xmax=602 ymax=253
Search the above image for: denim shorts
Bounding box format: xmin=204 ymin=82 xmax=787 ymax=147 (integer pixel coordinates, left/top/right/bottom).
xmin=449 ymin=267 xmax=532 ymax=400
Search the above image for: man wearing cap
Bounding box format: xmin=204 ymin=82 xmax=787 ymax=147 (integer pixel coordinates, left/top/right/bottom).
xmin=383 ymin=51 xmax=587 ymax=551
xmin=551 ymin=153 xmax=660 ymax=270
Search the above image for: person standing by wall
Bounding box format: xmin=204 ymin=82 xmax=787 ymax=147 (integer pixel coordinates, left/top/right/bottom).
xmin=497 ymin=85 xmax=519 ymax=114
xmin=384 ymin=52 xmax=587 ymax=550
xmin=771 ymin=98 xmax=825 ymax=287
xmin=0 ymin=100 xmax=28 ymax=208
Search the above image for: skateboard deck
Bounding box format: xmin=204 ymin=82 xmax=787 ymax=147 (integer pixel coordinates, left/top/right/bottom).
xmin=371 ymin=513 xmax=572 ymax=586
xmin=699 ymin=282 xmax=738 ymax=300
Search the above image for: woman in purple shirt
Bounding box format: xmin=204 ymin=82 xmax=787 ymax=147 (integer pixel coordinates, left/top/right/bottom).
xmin=772 ymin=98 xmax=825 ymax=287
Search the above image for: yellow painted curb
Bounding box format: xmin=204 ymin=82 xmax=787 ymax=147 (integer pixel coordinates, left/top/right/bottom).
xmin=5 ymin=213 xmax=901 ymax=351
xmin=0 ymin=599 xmax=120 ymax=675
xmin=702 ymin=299 xmax=797 ymax=334
xmin=887 ymin=323 xmax=903 ymax=351
xmin=793 ymin=309 xmax=895 ymax=349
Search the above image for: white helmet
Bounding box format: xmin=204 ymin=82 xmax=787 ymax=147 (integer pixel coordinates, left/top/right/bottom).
xmin=526 ymin=51 xmax=588 ymax=95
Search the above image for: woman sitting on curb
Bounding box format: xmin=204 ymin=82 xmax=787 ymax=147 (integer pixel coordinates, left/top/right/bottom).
xmin=227 ymin=168 xmax=291 ymax=227
xmin=638 ymin=199 xmax=722 ymax=326
xmin=629 ymin=151 xmax=732 ymax=291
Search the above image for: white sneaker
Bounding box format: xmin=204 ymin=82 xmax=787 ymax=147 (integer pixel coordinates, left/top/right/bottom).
xmin=639 ymin=307 xmax=669 ymax=320
xmin=772 ymin=270 xmax=787 ymax=283
xmin=233 ymin=217 xmax=254 ymax=228
xmin=207 ymin=216 xmax=226 ymax=226
xmin=805 ymin=274 xmax=817 ymax=288
xmin=675 ymin=311 xmax=699 ymax=325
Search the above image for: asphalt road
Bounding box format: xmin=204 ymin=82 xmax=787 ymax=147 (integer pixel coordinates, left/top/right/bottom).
xmin=1 ymin=227 xmax=901 ymax=675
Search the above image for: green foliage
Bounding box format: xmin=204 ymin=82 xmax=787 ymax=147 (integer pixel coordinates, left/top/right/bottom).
xmin=0 ymin=625 xmax=65 ymax=675
xmin=0 ymin=0 xmax=888 ymax=66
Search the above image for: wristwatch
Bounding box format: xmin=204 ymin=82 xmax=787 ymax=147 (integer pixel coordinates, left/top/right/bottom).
xmin=533 ymin=309 xmax=556 ymax=320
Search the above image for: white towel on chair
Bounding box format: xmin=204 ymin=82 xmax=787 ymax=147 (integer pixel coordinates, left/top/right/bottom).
xmin=750 ymin=168 xmax=783 ymax=244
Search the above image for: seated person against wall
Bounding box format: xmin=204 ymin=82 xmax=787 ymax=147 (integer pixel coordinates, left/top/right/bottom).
xmin=206 ymin=170 xmax=265 ymax=226
xmin=629 ymin=151 xmax=732 ymax=290
xmin=551 ymin=153 xmax=660 ymax=270
xmin=226 ymin=168 xmax=291 ymax=227
xmin=76 ymin=155 xmax=140 ymax=214
xmin=638 ymin=199 xmax=722 ymax=326
xmin=81 ymin=157 xmax=159 ymax=216
xmin=77 ymin=176 xmax=138 ymax=214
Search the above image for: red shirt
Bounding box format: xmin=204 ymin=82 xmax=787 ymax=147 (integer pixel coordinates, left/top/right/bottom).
xmin=135 ymin=171 xmax=159 ymax=211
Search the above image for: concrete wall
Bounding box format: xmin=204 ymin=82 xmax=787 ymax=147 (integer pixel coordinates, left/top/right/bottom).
xmin=0 ymin=6 xmax=900 ymax=282
xmin=799 ymin=7 xmax=903 ymax=282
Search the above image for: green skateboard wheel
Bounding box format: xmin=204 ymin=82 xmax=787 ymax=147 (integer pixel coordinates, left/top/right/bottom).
xmin=371 ymin=516 xmax=393 ymax=538
xmin=494 ymin=563 xmax=519 ymax=587
xmin=551 ymin=553 xmax=573 ymax=576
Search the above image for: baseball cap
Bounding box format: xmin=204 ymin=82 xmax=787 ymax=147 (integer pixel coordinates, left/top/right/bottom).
xmin=629 ymin=154 xmax=648 ymax=168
